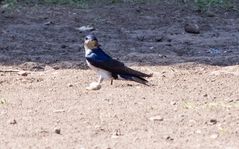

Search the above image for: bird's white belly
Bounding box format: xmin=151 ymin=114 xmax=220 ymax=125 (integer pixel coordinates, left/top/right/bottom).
xmin=86 ymin=60 xmax=112 ymax=79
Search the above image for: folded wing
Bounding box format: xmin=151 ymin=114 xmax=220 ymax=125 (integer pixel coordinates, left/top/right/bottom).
xmin=86 ymin=48 xmax=152 ymax=85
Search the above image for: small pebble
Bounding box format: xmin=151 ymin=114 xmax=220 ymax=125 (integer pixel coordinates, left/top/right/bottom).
xmin=149 ymin=115 xmax=164 ymax=121
xmin=149 ymin=46 xmax=154 ymax=50
xmin=126 ymin=84 xmax=133 ymax=87
xmin=0 ymin=98 xmax=7 ymax=104
xmin=164 ymin=135 xmax=174 ymax=141
xmin=210 ymin=133 xmax=219 ymax=139
xmin=209 ymin=119 xmax=217 ymax=125
xmin=68 ymin=84 xmax=73 ymax=87
xmin=158 ymin=54 xmax=167 ymax=58
xmin=54 ymin=128 xmax=61 ymax=134
xmin=61 ymin=44 xmax=67 ymax=48
xmin=170 ymin=101 xmax=177 ymax=105
xmin=115 ymin=129 xmax=122 ymax=136
xmin=104 ymin=98 xmax=110 ymax=102
xmin=155 ymin=36 xmax=163 ymax=42
xmin=53 ymin=109 xmax=65 ymax=113
xmin=75 ymin=25 xmax=95 ymax=32
xmin=206 ymin=11 xmax=216 ymax=17
xmin=195 ymin=129 xmax=202 ymax=134
xmin=8 ymin=119 xmax=17 ymax=125
xmin=18 ymin=71 xmax=29 ymax=76
xmin=184 ymin=23 xmax=200 ymax=34
xmin=137 ymin=36 xmax=145 ymax=41
xmin=44 ymin=21 xmax=54 ymax=25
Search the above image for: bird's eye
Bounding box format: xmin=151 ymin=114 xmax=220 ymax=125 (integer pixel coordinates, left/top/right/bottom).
xmin=85 ymin=37 xmax=88 ymax=40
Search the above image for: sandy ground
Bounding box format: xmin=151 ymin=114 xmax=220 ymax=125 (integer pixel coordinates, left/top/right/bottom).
xmin=0 ymin=1 xmax=239 ymax=148
xmin=0 ymin=65 xmax=239 ymax=149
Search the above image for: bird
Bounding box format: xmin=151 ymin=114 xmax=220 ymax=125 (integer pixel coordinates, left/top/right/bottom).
xmin=84 ymin=34 xmax=152 ymax=90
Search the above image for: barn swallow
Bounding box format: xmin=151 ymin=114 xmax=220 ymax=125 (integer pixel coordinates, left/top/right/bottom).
xmin=84 ymin=34 xmax=152 ymax=90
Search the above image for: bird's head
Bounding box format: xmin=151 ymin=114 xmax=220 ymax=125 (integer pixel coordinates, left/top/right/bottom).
xmin=84 ymin=35 xmax=99 ymax=50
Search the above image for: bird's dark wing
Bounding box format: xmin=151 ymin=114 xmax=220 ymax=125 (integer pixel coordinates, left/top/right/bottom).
xmin=86 ymin=48 xmax=152 ymax=85
xmin=86 ymin=56 xmax=151 ymax=78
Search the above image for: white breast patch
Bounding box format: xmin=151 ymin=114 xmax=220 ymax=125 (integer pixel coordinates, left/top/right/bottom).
xmin=86 ymin=60 xmax=112 ymax=80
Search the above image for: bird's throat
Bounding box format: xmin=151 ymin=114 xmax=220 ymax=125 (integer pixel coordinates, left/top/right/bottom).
xmin=84 ymin=47 xmax=92 ymax=57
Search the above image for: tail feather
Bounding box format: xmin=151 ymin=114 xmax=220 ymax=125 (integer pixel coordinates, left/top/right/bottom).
xmin=131 ymin=76 xmax=150 ymax=86
xmin=118 ymin=74 xmax=149 ymax=86
xmin=124 ymin=67 xmax=153 ymax=78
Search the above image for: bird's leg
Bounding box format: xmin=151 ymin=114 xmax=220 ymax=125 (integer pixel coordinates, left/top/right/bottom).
xmin=110 ymin=79 xmax=113 ymax=85
xmin=97 ymin=76 xmax=103 ymax=85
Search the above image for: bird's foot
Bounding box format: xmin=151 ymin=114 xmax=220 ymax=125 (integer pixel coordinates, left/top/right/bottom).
xmin=86 ymin=82 xmax=101 ymax=90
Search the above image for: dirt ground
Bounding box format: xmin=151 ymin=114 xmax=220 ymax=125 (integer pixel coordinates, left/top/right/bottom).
xmin=0 ymin=1 xmax=239 ymax=148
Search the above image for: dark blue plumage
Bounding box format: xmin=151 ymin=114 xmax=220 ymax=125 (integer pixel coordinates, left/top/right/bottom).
xmin=86 ymin=48 xmax=112 ymax=62
xmin=84 ymin=35 xmax=152 ymax=87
